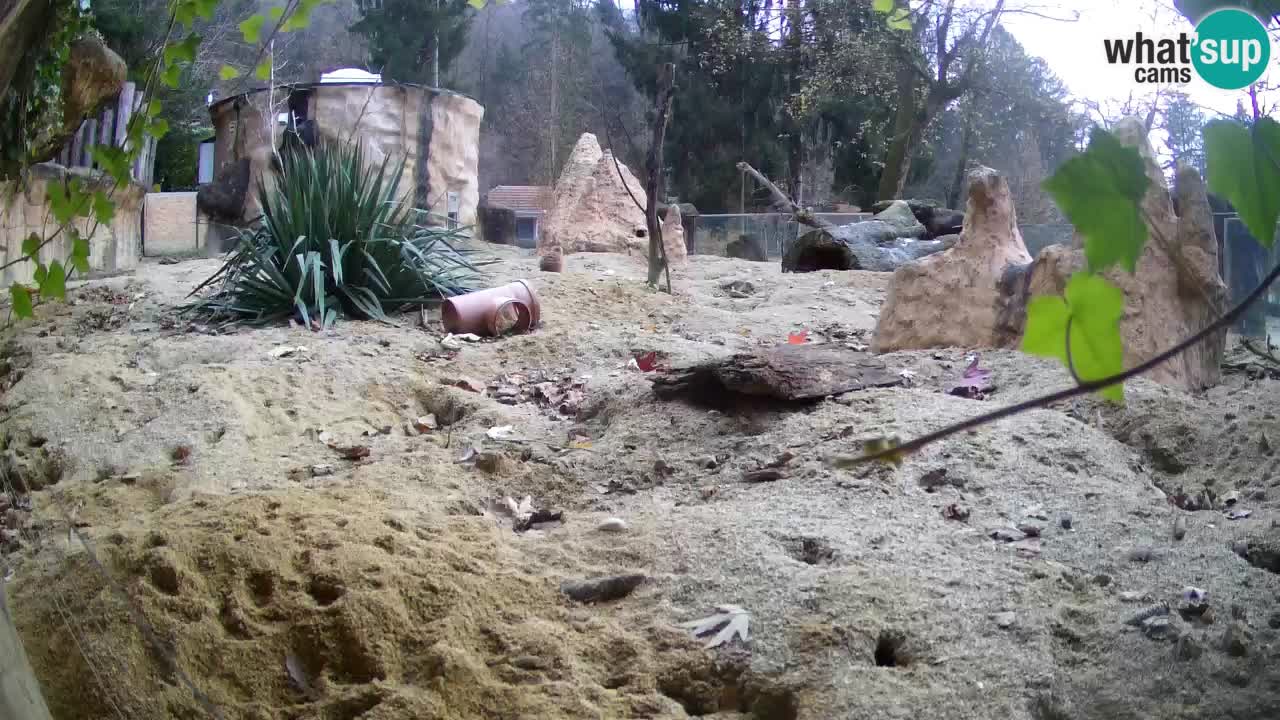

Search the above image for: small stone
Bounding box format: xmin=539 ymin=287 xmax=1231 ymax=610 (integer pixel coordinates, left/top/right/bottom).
xmin=1126 ymin=546 xmax=1155 ymax=563
xmin=1231 ymin=540 xmax=1249 ymax=559
xmin=654 ymin=459 xmax=675 ymax=477
xmin=699 ymin=456 xmax=718 ymax=470
xmin=510 ymin=655 xmax=549 ymax=671
xmin=700 ymin=486 xmax=718 ymax=500
xmin=1058 ymin=512 xmax=1072 ymax=530
xmin=413 ymin=415 xmax=438 ymax=433
xmin=1223 ymin=490 xmax=1240 ymax=507
xmin=560 ymin=574 xmax=646 ymax=603
xmin=1172 ymin=514 xmax=1187 ymax=541
xmin=989 ymin=528 xmax=1022 ymax=543
xmin=1142 ymin=616 xmax=1177 ymax=641
xmin=993 ymin=611 xmax=1016 ymax=629
xmin=596 ymin=517 xmax=628 ymax=533
xmin=1221 ymin=622 xmax=1250 ymax=657
xmin=310 ymin=464 xmax=334 ymax=477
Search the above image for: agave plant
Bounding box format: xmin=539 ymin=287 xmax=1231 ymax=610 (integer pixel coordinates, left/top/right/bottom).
xmin=185 ymin=139 xmax=485 ymax=328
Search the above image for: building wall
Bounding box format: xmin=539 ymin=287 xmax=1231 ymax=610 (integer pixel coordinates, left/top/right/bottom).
xmin=143 ymin=192 xmax=213 ymax=256
xmin=1 ymin=164 xmax=142 ymax=288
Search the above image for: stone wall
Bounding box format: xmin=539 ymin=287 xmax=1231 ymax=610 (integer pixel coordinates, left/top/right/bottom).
xmin=1 ymin=164 xmax=142 ymax=288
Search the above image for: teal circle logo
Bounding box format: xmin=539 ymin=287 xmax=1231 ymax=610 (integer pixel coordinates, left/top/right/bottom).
xmin=1192 ymin=8 xmax=1271 ymax=90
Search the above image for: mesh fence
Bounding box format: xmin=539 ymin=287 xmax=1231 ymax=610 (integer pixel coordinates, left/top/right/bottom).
xmin=694 ymin=213 xmax=872 ymax=258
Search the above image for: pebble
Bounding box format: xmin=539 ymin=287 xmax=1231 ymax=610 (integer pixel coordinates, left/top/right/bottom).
xmin=992 ymin=611 xmax=1016 ymax=629
xmin=310 ymin=464 xmax=334 ymax=477
xmin=1142 ymin=616 xmax=1177 ymax=641
xmin=1058 ymin=512 xmax=1072 ymax=530
xmin=596 ymin=517 xmax=628 ymax=533
xmin=1016 ymin=523 xmax=1042 ymax=538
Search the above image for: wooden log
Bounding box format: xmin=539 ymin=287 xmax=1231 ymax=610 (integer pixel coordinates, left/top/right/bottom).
xmin=113 ymin=81 xmax=134 ymax=150
xmin=652 ymin=344 xmax=902 ymax=403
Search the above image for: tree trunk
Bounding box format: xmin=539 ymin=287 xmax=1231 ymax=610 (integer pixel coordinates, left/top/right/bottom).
xmin=645 ymin=63 xmax=676 ymax=290
xmin=876 ymin=65 xmax=921 ymax=201
xmin=947 ymin=107 xmax=975 ymax=209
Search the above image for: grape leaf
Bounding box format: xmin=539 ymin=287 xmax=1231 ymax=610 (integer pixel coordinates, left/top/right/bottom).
xmin=161 ymin=62 xmax=183 ymax=88
xmin=148 ymin=118 xmax=170 ymax=140
xmin=145 ymin=99 xmax=162 ymax=118
xmin=92 ymin=190 xmax=115 ymax=225
xmin=91 ymin=145 xmax=132 ymax=185
xmin=1021 ymin=273 xmax=1126 ymax=402
xmin=71 ymin=233 xmax=91 ymax=274
xmin=219 ymin=64 xmax=242 ymax=81
xmin=254 ymin=57 xmax=273 ymax=81
xmin=468 ymin=0 xmax=486 ymax=8
xmin=193 ymin=0 xmax=218 ymax=20
xmin=47 ymin=181 xmax=84 ymax=225
xmin=240 ymin=14 xmax=266 ymax=43
xmin=873 ymin=0 xmax=894 ymax=11
xmin=887 ymin=8 xmax=912 ymax=29
xmin=9 ymin=285 xmax=33 ymax=319
xmin=1042 ymin=127 xmax=1150 ymax=273
xmin=21 ymin=232 xmax=40 ymax=259
xmin=40 ymin=261 xmax=67 ymax=300
xmin=163 ymin=34 xmax=201 ymax=66
xmin=175 ymin=0 xmax=196 ymax=27
xmin=269 ymin=6 xmax=284 ymax=20
xmin=1205 ymin=118 xmax=1280 ymax=249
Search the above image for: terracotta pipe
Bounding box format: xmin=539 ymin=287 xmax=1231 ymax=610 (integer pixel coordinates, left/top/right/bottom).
xmin=442 ymin=280 xmax=540 ymax=336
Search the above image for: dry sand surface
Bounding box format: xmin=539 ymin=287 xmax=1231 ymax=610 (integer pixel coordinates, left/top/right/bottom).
xmin=3 ymin=243 xmax=1280 ymax=719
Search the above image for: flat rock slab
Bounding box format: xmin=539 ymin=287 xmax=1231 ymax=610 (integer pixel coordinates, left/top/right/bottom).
xmin=652 ymin=344 xmax=901 ymax=402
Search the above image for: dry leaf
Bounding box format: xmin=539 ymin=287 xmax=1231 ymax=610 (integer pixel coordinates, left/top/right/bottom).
xmin=635 ymin=351 xmax=658 ymax=372
xmin=678 ymin=604 xmax=750 ymax=648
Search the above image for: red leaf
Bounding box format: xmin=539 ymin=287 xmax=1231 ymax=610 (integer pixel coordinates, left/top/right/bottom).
xmin=787 ymin=330 xmax=808 ymax=345
xmin=635 ymin=351 xmax=657 ymax=372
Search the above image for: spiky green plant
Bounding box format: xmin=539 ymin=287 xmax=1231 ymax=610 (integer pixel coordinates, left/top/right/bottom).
xmin=184 ymin=139 xmax=485 ymax=328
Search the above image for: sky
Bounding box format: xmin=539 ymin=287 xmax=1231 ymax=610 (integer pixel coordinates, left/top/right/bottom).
xmin=999 ymin=0 xmax=1278 ymax=118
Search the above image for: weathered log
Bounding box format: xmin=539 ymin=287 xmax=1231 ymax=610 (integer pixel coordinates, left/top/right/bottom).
xmin=652 ymin=344 xmax=901 ymax=403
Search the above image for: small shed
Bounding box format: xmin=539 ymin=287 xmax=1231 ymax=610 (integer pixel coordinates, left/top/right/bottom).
xmin=484 ymin=185 xmax=553 ymax=248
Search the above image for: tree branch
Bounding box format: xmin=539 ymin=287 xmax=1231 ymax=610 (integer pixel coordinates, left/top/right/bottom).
xmin=735 ymin=161 xmax=832 ymax=229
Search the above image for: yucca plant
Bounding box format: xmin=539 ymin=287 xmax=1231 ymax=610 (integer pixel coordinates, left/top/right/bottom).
xmin=184 ymin=139 xmax=486 ymax=328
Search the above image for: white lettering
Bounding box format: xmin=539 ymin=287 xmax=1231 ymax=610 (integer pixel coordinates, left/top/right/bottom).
xmin=1243 ymin=39 xmax=1263 ymax=72
xmin=1200 ymin=38 xmax=1219 ymax=64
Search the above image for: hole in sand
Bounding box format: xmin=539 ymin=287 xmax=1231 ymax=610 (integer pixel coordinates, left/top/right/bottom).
xmin=783 ymin=536 xmax=836 ymax=566
xmin=246 ymin=570 xmax=276 ymax=606
xmin=874 ymin=630 xmax=911 ymax=668
xmin=148 ymin=561 xmax=180 ymax=596
xmin=307 ymin=575 xmax=347 ymax=606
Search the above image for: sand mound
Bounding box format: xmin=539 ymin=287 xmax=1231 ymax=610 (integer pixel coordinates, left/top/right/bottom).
xmin=12 ymin=485 xmax=797 ymax=719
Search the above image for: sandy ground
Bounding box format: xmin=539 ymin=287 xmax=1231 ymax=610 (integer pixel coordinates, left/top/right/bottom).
xmin=3 ymin=244 xmax=1280 ymax=720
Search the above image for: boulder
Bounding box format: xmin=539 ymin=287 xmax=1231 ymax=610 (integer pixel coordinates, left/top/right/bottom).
xmin=539 ymin=133 xmax=649 ymax=256
xmin=871 ymin=200 xmax=927 ymax=239
xmin=870 ymin=198 xmax=963 ymax=239
xmin=1026 ymin=118 xmax=1227 ymax=391
xmin=872 ymin=166 xmax=1034 ymax=352
xmin=660 ymin=204 xmax=687 ymax=266
xmin=783 ymin=222 xmax=953 ymax=273
xmin=871 ymin=198 xmax=942 ymax=215
xmin=61 ymin=37 xmax=126 ymax=132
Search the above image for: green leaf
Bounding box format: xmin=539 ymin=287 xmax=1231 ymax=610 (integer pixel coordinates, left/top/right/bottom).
xmin=873 ymin=0 xmax=894 ymax=11
xmin=269 ymin=5 xmax=284 ymax=20
xmin=1021 ymin=272 xmax=1126 ymax=402
xmin=145 ymin=99 xmax=162 ymax=118
xmin=219 ymin=64 xmax=242 ymax=81
xmin=91 ymin=145 xmax=132 ymax=185
xmin=175 ymin=0 xmax=196 ymax=27
xmin=47 ymin=181 xmax=77 ymax=225
xmin=1205 ymin=118 xmax=1280 ymax=249
xmin=39 ymin=261 xmax=67 ymax=300
xmin=254 ymin=56 xmax=272 ymax=81
xmin=1042 ymin=127 xmax=1150 ymax=273
xmin=71 ymin=233 xmax=91 ymax=274
xmin=148 ymin=118 xmax=170 ymax=140
xmin=887 ymin=9 xmax=911 ymax=30
xmin=9 ymin=285 xmax=33 ymax=319
xmin=92 ymin=190 xmax=115 ymax=225
xmin=161 ymin=62 xmax=184 ymax=88
xmin=32 ymin=265 xmax=46 ymax=287
xmin=193 ymin=0 xmax=218 ymax=20
xmin=21 ymin=232 xmax=40 ymax=259
xmin=467 ymin=0 xmax=486 ymax=8
xmin=239 ymin=14 xmax=266 ymax=43
xmin=163 ymin=34 xmax=202 ymax=66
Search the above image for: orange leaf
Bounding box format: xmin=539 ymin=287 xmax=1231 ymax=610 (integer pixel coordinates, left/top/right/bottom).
xmin=788 ymin=330 xmax=809 ymax=345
